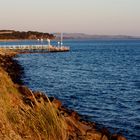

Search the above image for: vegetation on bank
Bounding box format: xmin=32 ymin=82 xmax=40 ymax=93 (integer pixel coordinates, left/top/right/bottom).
xmin=0 ymin=30 xmax=55 ymax=40
xmin=0 ymin=76 xmax=66 ymax=139
xmin=0 ymin=50 xmax=66 ymax=139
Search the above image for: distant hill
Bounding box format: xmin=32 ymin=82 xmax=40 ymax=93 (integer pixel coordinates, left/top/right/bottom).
xmin=54 ymin=33 xmax=140 ymax=40
xmin=1 ymin=31 xmax=139 ymax=40
xmin=0 ymin=30 xmax=55 ymax=40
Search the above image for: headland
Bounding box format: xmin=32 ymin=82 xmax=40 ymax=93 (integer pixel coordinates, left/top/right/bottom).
xmin=0 ymin=30 xmax=54 ymax=40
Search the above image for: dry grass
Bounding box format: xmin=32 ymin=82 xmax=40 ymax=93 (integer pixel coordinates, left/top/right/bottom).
xmin=24 ymin=103 xmax=67 ymax=140
xmin=0 ymin=67 xmax=68 ymax=140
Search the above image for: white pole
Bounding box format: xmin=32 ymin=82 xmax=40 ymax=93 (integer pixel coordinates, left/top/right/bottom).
xmin=58 ymin=42 xmax=60 ymax=47
xmin=47 ymin=39 xmax=51 ymax=46
xmin=61 ymin=33 xmax=63 ymax=47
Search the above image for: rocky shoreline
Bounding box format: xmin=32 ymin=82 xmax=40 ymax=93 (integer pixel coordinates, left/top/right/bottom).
xmin=0 ymin=49 xmax=126 ymax=140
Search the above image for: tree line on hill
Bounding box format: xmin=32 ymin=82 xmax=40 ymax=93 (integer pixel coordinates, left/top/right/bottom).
xmin=0 ymin=30 xmax=55 ymax=40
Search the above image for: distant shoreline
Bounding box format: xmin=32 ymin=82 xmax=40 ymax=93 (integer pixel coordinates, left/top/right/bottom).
xmin=54 ymin=33 xmax=140 ymax=40
xmin=0 ymin=38 xmax=140 ymax=42
xmin=0 ymin=30 xmax=140 ymax=41
xmin=0 ymin=39 xmax=49 ymax=42
xmin=0 ymin=30 xmax=55 ymax=41
xmin=0 ymin=39 xmax=41 ymax=42
xmin=0 ymin=39 xmax=21 ymax=42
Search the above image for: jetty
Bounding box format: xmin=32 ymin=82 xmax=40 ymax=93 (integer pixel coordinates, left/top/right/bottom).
xmin=0 ymin=45 xmax=70 ymax=53
xmin=0 ymin=34 xmax=70 ymax=53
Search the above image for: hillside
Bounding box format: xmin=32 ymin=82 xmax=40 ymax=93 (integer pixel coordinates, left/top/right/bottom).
xmin=0 ymin=30 xmax=55 ymax=40
xmin=54 ymin=33 xmax=140 ymax=40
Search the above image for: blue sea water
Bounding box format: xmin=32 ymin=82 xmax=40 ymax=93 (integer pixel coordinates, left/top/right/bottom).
xmin=1 ymin=39 xmax=140 ymax=139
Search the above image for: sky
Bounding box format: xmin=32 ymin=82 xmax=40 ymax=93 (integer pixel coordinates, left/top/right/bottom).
xmin=0 ymin=0 xmax=140 ymax=36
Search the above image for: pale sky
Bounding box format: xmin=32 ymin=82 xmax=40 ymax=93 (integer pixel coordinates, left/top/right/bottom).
xmin=0 ymin=0 xmax=140 ymax=36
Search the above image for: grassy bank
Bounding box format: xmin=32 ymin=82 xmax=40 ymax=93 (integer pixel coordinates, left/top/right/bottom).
xmin=0 ymin=50 xmax=67 ymax=139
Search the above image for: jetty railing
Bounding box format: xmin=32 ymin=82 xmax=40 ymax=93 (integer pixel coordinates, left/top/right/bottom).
xmin=0 ymin=45 xmax=70 ymax=53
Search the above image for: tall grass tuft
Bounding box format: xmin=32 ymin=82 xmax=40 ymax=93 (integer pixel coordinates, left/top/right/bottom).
xmin=24 ymin=99 xmax=67 ymax=140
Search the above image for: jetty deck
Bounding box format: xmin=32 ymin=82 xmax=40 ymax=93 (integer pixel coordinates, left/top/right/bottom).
xmin=0 ymin=45 xmax=70 ymax=53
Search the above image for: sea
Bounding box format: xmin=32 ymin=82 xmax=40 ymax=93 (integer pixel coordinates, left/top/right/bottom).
xmin=1 ymin=39 xmax=140 ymax=140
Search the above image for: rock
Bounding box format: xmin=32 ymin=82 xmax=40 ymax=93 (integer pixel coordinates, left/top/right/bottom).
xmin=70 ymin=111 xmax=80 ymax=120
xmin=33 ymin=91 xmax=47 ymax=101
xmin=117 ymin=135 xmax=127 ymax=140
xmin=86 ymin=131 xmax=102 ymax=140
xmin=60 ymin=106 xmax=73 ymax=115
xmin=49 ymin=96 xmax=55 ymax=102
xmin=0 ymin=54 xmax=24 ymax=84
xmin=102 ymin=135 xmax=108 ymax=140
xmin=18 ymin=86 xmax=32 ymax=97
xmin=52 ymin=98 xmax=62 ymax=109
xmin=33 ymin=91 xmax=42 ymax=99
xmin=111 ymin=134 xmax=127 ymax=140
xmin=81 ymin=120 xmax=96 ymax=129
xmin=23 ymin=97 xmax=34 ymax=108
xmin=100 ymin=128 xmax=110 ymax=138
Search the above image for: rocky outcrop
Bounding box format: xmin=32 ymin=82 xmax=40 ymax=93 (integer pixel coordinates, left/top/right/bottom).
xmin=0 ymin=51 xmax=24 ymax=84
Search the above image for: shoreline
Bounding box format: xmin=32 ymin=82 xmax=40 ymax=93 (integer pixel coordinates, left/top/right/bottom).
xmin=0 ymin=48 xmax=126 ymax=140
xmin=1 ymin=37 xmax=140 ymax=42
xmin=0 ymin=39 xmax=32 ymax=42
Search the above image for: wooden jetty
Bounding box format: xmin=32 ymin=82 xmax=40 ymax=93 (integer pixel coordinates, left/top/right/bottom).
xmin=0 ymin=45 xmax=70 ymax=53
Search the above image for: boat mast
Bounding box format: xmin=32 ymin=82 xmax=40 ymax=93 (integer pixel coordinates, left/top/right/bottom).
xmin=61 ymin=33 xmax=63 ymax=47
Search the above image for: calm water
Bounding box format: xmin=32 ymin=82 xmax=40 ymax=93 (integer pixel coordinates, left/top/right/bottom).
xmin=2 ymin=39 xmax=140 ymax=139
